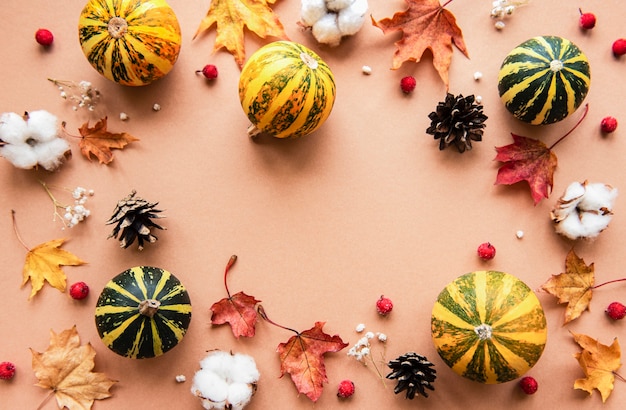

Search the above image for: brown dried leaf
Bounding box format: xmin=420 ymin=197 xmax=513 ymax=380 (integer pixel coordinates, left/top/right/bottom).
xmin=572 ymin=332 xmax=622 ymax=403
xmin=78 ymin=117 xmax=139 ymax=164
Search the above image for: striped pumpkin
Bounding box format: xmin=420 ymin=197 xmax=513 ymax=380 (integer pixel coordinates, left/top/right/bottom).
xmin=498 ymin=36 xmax=590 ymax=125
xmin=78 ymin=0 xmax=182 ymax=86
xmin=238 ymin=41 xmax=336 ymax=139
xmin=431 ymin=271 xmax=547 ymax=384
xmin=95 ymin=266 xmax=192 ymax=359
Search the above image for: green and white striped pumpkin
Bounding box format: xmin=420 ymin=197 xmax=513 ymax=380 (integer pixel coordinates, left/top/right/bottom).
xmin=95 ymin=266 xmax=192 ymax=359
xmin=431 ymin=271 xmax=547 ymax=384
xmin=78 ymin=0 xmax=182 ymax=86
xmin=498 ymin=35 xmax=590 ymax=125
xmin=238 ymin=41 xmax=336 ymax=139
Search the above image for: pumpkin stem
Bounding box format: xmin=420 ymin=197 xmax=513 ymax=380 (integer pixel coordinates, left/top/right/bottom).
xmin=139 ymin=299 xmax=161 ymax=317
xmin=247 ymin=124 xmax=263 ymax=139
xmin=474 ymin=323 xmax=493 ymax=341
xmin=300 ymin=52 xmax=318 ymax=70
xmin=108 ymin=17 xmax=128 ymax=39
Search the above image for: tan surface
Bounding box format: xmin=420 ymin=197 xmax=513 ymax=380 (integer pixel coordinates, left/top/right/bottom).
xmin=1 ymin=0 xmax=625 ymax=409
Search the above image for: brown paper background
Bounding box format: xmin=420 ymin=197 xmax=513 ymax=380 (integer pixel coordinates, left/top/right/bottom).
xmin=1 ymin=0 xmax=625 ymax=409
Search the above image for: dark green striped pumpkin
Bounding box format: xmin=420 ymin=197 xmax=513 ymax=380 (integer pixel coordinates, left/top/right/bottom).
xmin=238 ymin=41 xmax=336 ymax=139
xmin=95 ymin=266 xmax=192 ymax=359
xmin=498 ymin=35 xmax=590 ymax=125
xmin=431 ymin=271 xmax=547 ymax=384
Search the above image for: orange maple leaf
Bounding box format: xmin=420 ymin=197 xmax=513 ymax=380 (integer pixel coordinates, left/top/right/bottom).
xmin=78 ymin=117 xmax=139 ymax=164
xmin=572 ymin=332 xmax=622 ymax=403
xmin=541 ymin=249 xmax=594 ymax=324
xmin=194 ymin=0 xmax=289 ymax=68
xmin=494 ymin=133 xmax=558 ymax=205
xmin=31 ymin=326 xmax=117 ymax=410
xmin=371 ymin=0 xmax=468 ymax=89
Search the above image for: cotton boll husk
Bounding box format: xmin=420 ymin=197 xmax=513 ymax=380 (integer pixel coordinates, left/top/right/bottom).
xmin=326 ymin=0 xmax=354 ymax=12
xmin=578 ymin=183 xmax=617 ymax=211
xmin=338 ymin=0 xmax=368 ymax=35
xmin=227 ymin=383 xmax=254 ymax=410
xmin=300 ymin=0 xmax=327 ymax=26
xmin=32 ymin=138 xmax=70 ymax=171
xmin=0 ymin=144 xmax=39 ymax=169
xmin=0 ymin=112 xmax=28 ymax=144
xmin=192 ymin=370 xmax=230 ymax=403
xmin=26 ymin=110 xmax=59 ymax=142
xmin=312 ymin=13 xmax=342 ymax=46
xmin=231 ymin=354 xmax=260 ymax=384
xmin=560 ymin=181 xmax=586 ymax=202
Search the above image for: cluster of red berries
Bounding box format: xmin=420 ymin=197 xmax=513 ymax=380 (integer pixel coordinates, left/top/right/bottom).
xmin=578 ymin=10 xmax=626 ymax=57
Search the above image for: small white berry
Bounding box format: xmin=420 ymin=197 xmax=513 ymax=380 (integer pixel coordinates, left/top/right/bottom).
xmin=362 ymin=65 xmax=372 ymax=75
xmin=152 ymin=103 xmax=161 ymax=111
xmin=516 ymin=230 xmax=524 ymax=239
xmin=475 ymin=95 xmax=483 ymax=104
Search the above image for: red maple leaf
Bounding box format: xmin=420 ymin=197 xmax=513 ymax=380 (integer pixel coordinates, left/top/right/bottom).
xmin=210 ymin=255 xmax=261 ymax=338
xmin=259 ymin=306 xmax=348 ymax=402
xmin=494 ymin=104 xmax=589 ymax=205
xmin=494 ymin=133 xmax=557 ymax=205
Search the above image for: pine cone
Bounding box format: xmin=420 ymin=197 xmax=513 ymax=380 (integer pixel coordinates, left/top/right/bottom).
xmin=426 ymin=93 xmax=488 ymax=153
xmin=386 ymin=352 xmax=436 ymax=399
xmin=106 ymin=190 xmax=165 ymax=250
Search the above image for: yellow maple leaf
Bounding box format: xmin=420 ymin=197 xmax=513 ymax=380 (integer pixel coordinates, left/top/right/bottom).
xmin=31 ymin=326 xmax=117 ymax=410
xmin=22 ymin=238 xmax=86 ymax=299
xmin=572 ymin=332 xmax=622 ymax=403
xmin=194 ymin=0 xmax=289 ymax=68
xmin=541 ymin=249 xmax=594 ymax=324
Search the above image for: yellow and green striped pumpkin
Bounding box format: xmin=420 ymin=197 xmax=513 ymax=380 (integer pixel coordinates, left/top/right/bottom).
xmin=238 ymin=41 xmax=336 ymax=139
xmin=431 ymin=271 xmax=547 ymax=384
xmin=498 ymin=35 xmax=590 ymax=125
xmin=78 ymin=0 xmax=182 ymax=86
xmin=95 ymin=266 xmax=192 ymax=359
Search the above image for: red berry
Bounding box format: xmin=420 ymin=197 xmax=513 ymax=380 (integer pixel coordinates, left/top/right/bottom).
xmin=376 ymin=295 xmax=393 ymax=315
xmin=579 ymin=10 xmax=596 ymax=30
xmin=69 ymin=281 xmax=89 ymax=300
xmin=601 ymin=116 xmax=618 ymax=133
xmin=519 ymin=376 xmax=538 ymax=394
xmin=606 ymin=302 xmax=626 ymax=320
xmin=400 ymin=76 xmax=416 ymax=93
xmin=0 ymin=362 xmax=16 ymax=380
xmin=35 ymin=28 xmax=54 ymax=46
xmin=337 ymin=379 xmax=355 ymax=398
xmin=197 ymin=64 xmax=218 ymax=80
xmin=477 ymin=242 xmax=496 ymax=260
xmin=612 ymin=39 xmax=626 ymax=57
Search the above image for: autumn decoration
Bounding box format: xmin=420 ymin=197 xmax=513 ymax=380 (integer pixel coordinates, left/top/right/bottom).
xmin=66 ymin=117 xmax=139 ymax=164
xmin=386 ymin=352 xmax=436 ymax=399
xmin=106 ymin=190 xmax=165 ymax=250
xmin=210 ymin=255 xmax=261 ymax=338
xmin=572 ymin=332 xmax=622 ymax=403
xmin=258 ymin=305 xmax=347 ymax=402
xmin=195 ymin=0 xmax=289 ymax=68
xmin=300 ymin=0 xmax=369 ymax=46
xmin=371 ymin=0 xmax=468 ymax=90
xmin=30 ymin=326 xmax=117 ymax=410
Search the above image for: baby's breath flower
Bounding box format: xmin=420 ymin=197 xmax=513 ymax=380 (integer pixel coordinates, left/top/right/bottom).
xmin=48 ymin=78 xmax=101 ymax=112
xmin=355 ymin=323 xmax=366 ymax=333
xmin=490 ymin=0 xmax=529 ymax=29
xmin=41 ymin=181 xmax=94 ymax=229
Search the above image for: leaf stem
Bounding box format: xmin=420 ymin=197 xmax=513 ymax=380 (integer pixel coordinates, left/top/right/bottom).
xmin=11 ymin=210 xmax=30 ymax=251
xmin=36 ymin=390 xmax=55 ymax=410
xmin=257 ymin=305 xmax=299 ymax=335
xmin=441 ymin=0 xmax=454 ymax=7
xmin=549 ymin=104 xmax=589 ymax=150
xmin=593 ymin=278 xmax=626 ymax=289
xmin=614 ymin=371 xmax=626 ymax=383
xmin=223 ymin=255 xmax=237 ymax=298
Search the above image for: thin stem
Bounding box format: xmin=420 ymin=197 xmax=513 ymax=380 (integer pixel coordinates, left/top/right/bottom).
xmin=36 ymin=390 xmax=55 ymax=410
xmin=593 ymin=278 xmax=626 ymax=289
xmin=60 ymin=121 xmax=82 ymax=139
xmin=11 ymin=210 xmax=30 ymax=251
xmin=39 ymin=181 xmax=68 ymax=226
xmin=223 ymin=255 xmax=237 ymax=298
xmin=614 ymin=371 xmax=626 ymax=383
xmin=549 ymin=104 xmax=589 ymax=150
xmin=441 ymin=0 xmax=453 ymax=7
xmin=257 ymin=305 xmax=299 ymax=335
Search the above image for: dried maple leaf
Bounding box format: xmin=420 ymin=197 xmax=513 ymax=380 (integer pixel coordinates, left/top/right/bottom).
xmin=194 ymin=0 xmax=289 ymax=68
xmin=541 ymin=249 xmax=594 ymax=324
xmin=31 ymin=326 xmax=117 ymax=410
xmin=494 ymin=133 xmax=557 ymax=205
xmin=77 ymin=117 xmax=139 ymax=164
xmin=259 ymin=306 xmax=347 ymax=402
xmin=371 ymin=0 xmax=468 ymax=90
xmin=210 ymin=255 xmax=261 ymax=338
xmin=572 ymin=332 xmax=622 ymax=403
xmin=21 ymin=238 xmax=86 ymax=300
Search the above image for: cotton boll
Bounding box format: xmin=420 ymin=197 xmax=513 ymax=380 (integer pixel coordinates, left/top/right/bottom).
xmin=192 ymin=371 xmax=229 ymax=403
xmin=312 ymin=13 xmax=342 ymax=46
xmin=227 ymin=383 xmax=254 ymax=410
xmin=338 ymin=0 xmax=368 ymax=35
xmin=0 ymin=112 xmax=28 ymax=144
xmin=0 ymin=144 xmax=39 ymax=169
xmin=326 ymin=0 xmax=354 ymax=12
xmin=26 ymin=110 xmax=59 ymax=142
xmin=578 ymin=183 xmax=618 ymax=211
xmin=32 ymin=138 xmax=70 ymax=171
xmin=301 ymin=0 xmax=327 ymax=26
xmin=231 ymin=354 xmax=260 ymax=384
xmin=579 ymin=212 xmax=613 ymax=238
